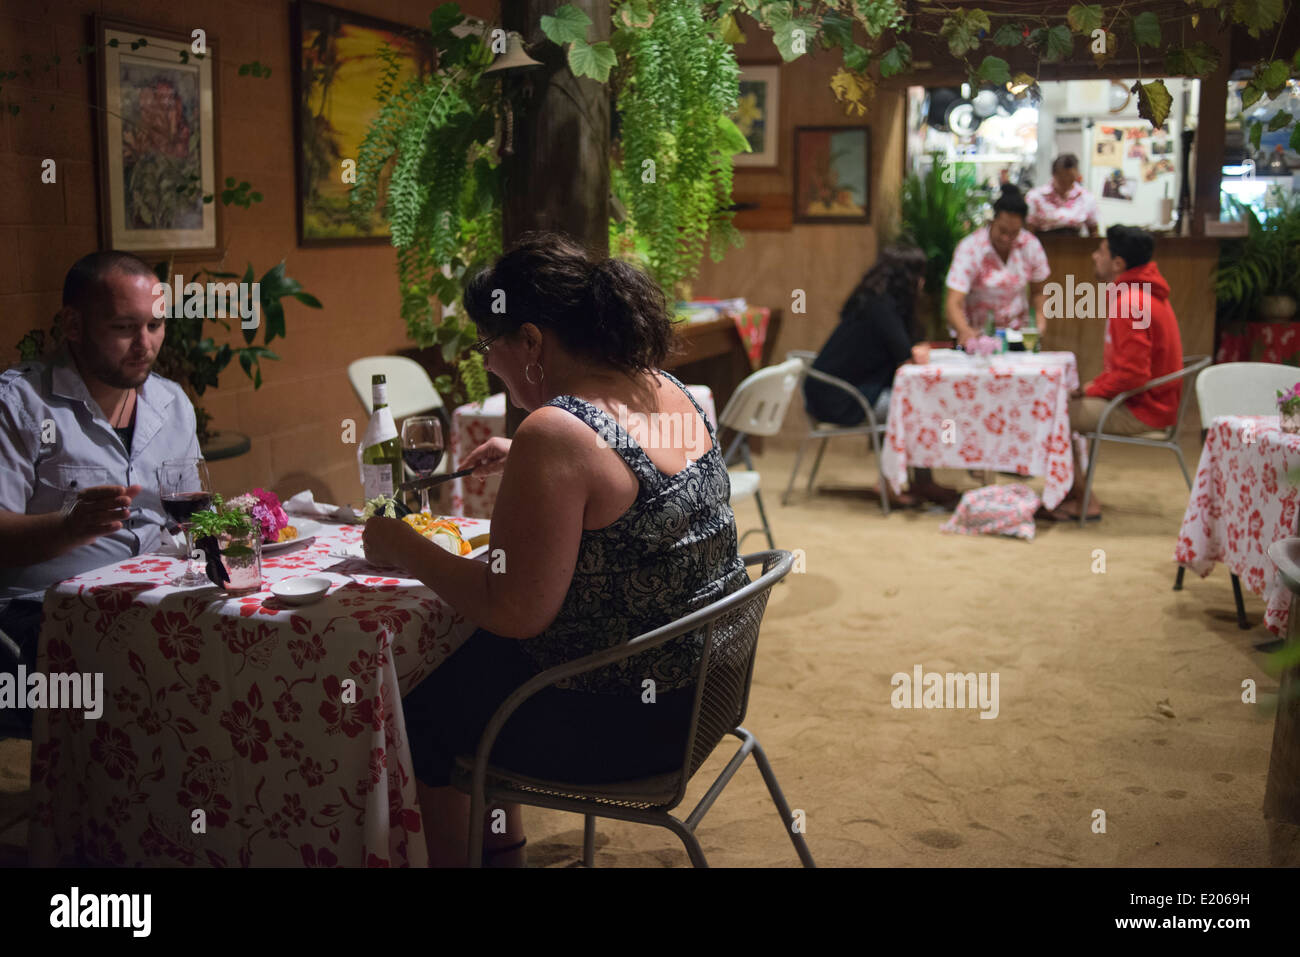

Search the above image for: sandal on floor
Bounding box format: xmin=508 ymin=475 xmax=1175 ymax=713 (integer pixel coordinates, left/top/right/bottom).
xmin=482 ymin=837 xmax=527 ymax=868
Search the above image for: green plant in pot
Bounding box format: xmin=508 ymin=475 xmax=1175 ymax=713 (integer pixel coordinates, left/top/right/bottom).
xmin=897 ymin=153 xmax=984 ymax=341
xmin=190 ymin=493 xmax=262 ymax=594
xmin=1216 ymin=190 xmax=1300 ymax=324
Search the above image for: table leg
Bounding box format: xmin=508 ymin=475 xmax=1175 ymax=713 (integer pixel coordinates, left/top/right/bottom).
xmin=1232 ymin=573 xmax=1250 ymax=630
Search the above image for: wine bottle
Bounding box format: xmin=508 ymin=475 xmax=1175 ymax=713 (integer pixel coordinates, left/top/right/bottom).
xmin=358 ymin=374 xmax=402 ymax=500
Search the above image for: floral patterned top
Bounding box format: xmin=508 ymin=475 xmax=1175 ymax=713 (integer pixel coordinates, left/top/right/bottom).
xmin=945 ymin=226 xmax=1051 ymax=331
xmin=521 ymin=370 xmax=749 ymax=695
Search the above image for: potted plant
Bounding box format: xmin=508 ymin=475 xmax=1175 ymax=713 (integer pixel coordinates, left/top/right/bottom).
xmin=896 ymin=153 xmax=986 ymax=342
xmin=1278 ymin=383 xmax=1300 ymax=434
xmin=1215 ymin=190 xmax=1300 ymax=324
xmin=189 ymin=493 xmax=264 ymax=595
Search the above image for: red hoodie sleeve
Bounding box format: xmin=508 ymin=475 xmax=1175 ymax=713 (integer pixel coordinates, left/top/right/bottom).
xmin=1086 ymin=290 xmax=1153 ymax=397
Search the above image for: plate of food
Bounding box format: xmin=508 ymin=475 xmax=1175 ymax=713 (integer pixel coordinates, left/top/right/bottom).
xmin=262 ymin=519 xmax=321 ymax=554
xmin=401 ymin=514 xmax=492 ymax=559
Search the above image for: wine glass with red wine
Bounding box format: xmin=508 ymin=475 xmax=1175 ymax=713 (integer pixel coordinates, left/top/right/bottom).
xmin=157 ymin=457 xmax=213 ymax=586
xmin=400 ymin=416 xmax=444 ymax=516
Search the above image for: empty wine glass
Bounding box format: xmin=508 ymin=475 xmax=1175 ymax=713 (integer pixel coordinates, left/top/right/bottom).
xmin=157 ymin=458 xmax=213 ymax=586
xmin=401 ymin=416 xmax=445 ymax=515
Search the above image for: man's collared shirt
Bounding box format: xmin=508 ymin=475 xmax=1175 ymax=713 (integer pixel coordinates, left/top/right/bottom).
xmin=0 ymin=347 xmax=200 ymax=607
xmin=1026 ymin=181 xmax=1098 ymax=233
xmin=946 ymin=226 xmax=1051 ymax=331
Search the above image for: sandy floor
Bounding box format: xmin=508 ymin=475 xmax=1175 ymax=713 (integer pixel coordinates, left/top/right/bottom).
xmin=2 ymin=438 xmax=1296 ymax=867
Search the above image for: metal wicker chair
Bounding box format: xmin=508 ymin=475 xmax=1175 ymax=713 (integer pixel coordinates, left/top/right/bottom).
xmin=783 ymin=350 xmax=891 ymax=514
xmin=1077 ymin=354 xmax=1211 ymax=526
xmin=451 ymin=550 xmax=814 ymax=868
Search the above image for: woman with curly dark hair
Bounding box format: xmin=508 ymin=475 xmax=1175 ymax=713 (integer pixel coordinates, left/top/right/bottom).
xmin=362 ymin=232 xmax=747 ymax=866
xmin=804 ymin=244 xmax=960 ymax=507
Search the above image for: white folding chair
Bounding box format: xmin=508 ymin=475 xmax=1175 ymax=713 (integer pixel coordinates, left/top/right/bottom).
xmin=347 ymin=356 xmax=449 ymax=476
xmin=1173 ymin=361 xmax=1300 ymax=626
xmin=782 ymin=350 xmax=891 ymax=514
xmin=717 ymin=358 xmax=807 ymax=549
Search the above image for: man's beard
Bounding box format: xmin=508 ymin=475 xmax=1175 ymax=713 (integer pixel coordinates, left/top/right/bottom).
xmin=75 ymin=346 xmax=154 ymax=389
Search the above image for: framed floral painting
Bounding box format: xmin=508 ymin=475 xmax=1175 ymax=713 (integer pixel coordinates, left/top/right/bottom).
xmin=95 ymin=18 xmax=219 ymax=257
xmin=734 ymin=66 xmax=780 ymax=168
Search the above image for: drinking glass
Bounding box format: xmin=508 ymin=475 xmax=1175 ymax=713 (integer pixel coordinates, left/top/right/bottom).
xmin=401 ymin=416 xmax=445 ymax=515
xmin=157 ymin=458 xmax=213 ymax=586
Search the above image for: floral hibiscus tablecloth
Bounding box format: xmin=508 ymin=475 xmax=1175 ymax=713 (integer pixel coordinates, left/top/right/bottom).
xmin=29 ymin=518 xmax=487 ymax=867
xmin=881 ymin=351 xmax=1080 ymax=509
xmin=1175 ymin=415 xmax=1300 ymax=636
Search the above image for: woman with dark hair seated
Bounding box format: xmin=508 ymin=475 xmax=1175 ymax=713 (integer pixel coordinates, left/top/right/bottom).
xmin=361 ymin=231 xmax=748 ymax=866
xmin=803 ymin=244 xmax=960 ymax=507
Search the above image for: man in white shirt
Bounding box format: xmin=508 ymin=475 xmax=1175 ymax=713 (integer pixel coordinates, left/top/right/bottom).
xmin=0 ymin=251 xmax=199 ymax=735
xmin=1026 ymin=154 xmax=1099 ymax=237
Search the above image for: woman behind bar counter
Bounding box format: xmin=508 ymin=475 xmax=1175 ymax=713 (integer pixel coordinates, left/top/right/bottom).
xmin=1026 ymin=154 xmax=1099 ymax=237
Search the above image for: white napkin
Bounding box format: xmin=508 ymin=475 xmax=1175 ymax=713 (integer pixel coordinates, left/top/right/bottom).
xmin=285 ymin=490 xmax=363 ymax=524
xmin=155 ymin=528 xmax=189 ymax=556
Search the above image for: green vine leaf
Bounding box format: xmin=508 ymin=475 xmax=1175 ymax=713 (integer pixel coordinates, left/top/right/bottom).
xmin=974 ymin=55 xmax=1010 ymax=87
xmin=879 ymin=41 xmax=911 ymax=78
xmin=540 ymin=4 xmax=592 ymax=45
xmin=939 ymin=9 xmax=990 ymax=58
xmin=718 ymin=114 xmax=752 ymax=154
xmin=770 ymin=11 xmax=817 ymax=60
xmin=820 ymin=10 xmax=854 ymax=49
xmin=1268 ymin=110 xmax=1292 ymax=132
xmin=1040 ymin=25 xmax=1073 ymax=62
xmin=1231 ymin=0 xmax=1285 ymax=38
xmin=1131 ymin=11 xmax=1161 ymax=49
xmin=1164 ymin=42 xmax=1220 ymax=76
xmin=1249 ymin=119 xmax=1263 ymax=151
xmin=619 ymin=0 xmax=655 ymax=28
xmin=842 ymin=42 xmax=870 ymax=72
xmin=568 ymin=38 xmax=617 ymax=81
xmin=1067 ymin=4 xmax=1104 ymax=35
xmin=1133 ymin=78 xmax=1173 ymax=129
xmin=428 ymin=3 xmax=465 ymax=38
xmin=992 ymin=24 xmax=1023 ymax=47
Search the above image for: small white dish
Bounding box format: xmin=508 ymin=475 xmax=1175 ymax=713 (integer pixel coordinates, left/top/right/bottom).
xmin=270 ymin=575 xmax=332 ymax=605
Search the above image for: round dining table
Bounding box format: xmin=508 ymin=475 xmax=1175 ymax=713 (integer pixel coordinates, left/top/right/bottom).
xmin=28 ymin=517 xmax=488 ymax=867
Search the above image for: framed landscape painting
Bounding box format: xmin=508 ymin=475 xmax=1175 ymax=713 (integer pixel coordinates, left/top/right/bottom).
xmin=793 ymin=126 xmax=870 ymax=224
xmin=293 ymin=1 xmax=433 ymax=245
xmin=96 ymin=18 xmax=219 ymax=257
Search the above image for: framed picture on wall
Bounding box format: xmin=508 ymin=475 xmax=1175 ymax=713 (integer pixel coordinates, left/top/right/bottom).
xmin=95 ymin=18 xmax=219 ymax=257
xmin=733 ymin=66 xmax=780 ymax=168
xmin=293 ymin=1 xmax=434 ymax=246
xmin=793 ymin=126 xmax=870 ymax=223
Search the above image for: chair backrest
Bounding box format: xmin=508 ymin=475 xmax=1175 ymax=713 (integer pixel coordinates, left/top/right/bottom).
xmin=717 ymin=358 xmax=806 ymax=438
xmin=681 ymin=550 xmax=792 ymax=781
xmin=1196 ymin=361 xmax=1300 ymax=425
xmin=1168 ymin=354 xmax=1212 ymax=437
xmin=347 ymin=356 xmax=445 ymax=421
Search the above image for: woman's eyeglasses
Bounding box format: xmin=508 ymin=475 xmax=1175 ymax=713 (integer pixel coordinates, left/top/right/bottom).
xmin=470 ymin=333 xmax=502 ymax=356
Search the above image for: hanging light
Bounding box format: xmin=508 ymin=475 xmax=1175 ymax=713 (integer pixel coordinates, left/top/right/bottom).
xmin=483 ymin=30 xmax=542 ymax=75
xmin=481 ymin=31 xmax=542 ymax=159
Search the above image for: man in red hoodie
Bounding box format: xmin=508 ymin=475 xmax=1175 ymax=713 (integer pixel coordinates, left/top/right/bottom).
xmin=1054 ymin=225 xmax=1183 ymax=520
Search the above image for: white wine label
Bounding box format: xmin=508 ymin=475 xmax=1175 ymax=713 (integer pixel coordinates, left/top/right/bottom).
xmin=361 ymin=463 xmax=395 ymax=500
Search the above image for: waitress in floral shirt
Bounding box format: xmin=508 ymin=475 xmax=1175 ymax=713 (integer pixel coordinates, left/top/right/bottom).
xmin=944 ymin=184 xmax=1051 ymax=347
xmin=1026 ymin=154 xmax=1099 ymax=237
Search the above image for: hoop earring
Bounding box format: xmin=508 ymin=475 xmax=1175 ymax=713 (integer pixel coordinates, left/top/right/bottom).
xmin=524 ymin=361 xmax=544 ymax=385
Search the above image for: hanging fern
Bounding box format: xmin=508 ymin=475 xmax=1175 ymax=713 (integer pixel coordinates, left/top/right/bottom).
xmin=351 ymin=5 xmax=498 ymax=402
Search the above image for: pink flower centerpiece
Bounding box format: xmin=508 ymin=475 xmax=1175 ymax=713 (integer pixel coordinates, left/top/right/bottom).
xmin=1278 ymin=384 xmax=1300 ymax=434
xmin=964 ymin=335 xmax=1000 ymax=359
xmin=227 ymin=489 xmax=290 ymax=544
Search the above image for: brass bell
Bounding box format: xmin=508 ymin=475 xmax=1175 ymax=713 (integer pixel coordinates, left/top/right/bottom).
xmin=483 ymin=31 xmax=542 ymax=75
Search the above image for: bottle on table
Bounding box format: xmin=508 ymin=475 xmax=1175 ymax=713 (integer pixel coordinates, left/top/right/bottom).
xmin=359 ymin=373 xmax=403 ymax=501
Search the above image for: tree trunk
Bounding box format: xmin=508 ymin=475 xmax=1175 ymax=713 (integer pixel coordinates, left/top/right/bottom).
xmin=499 ymin=0 xmax=610 ymax=436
